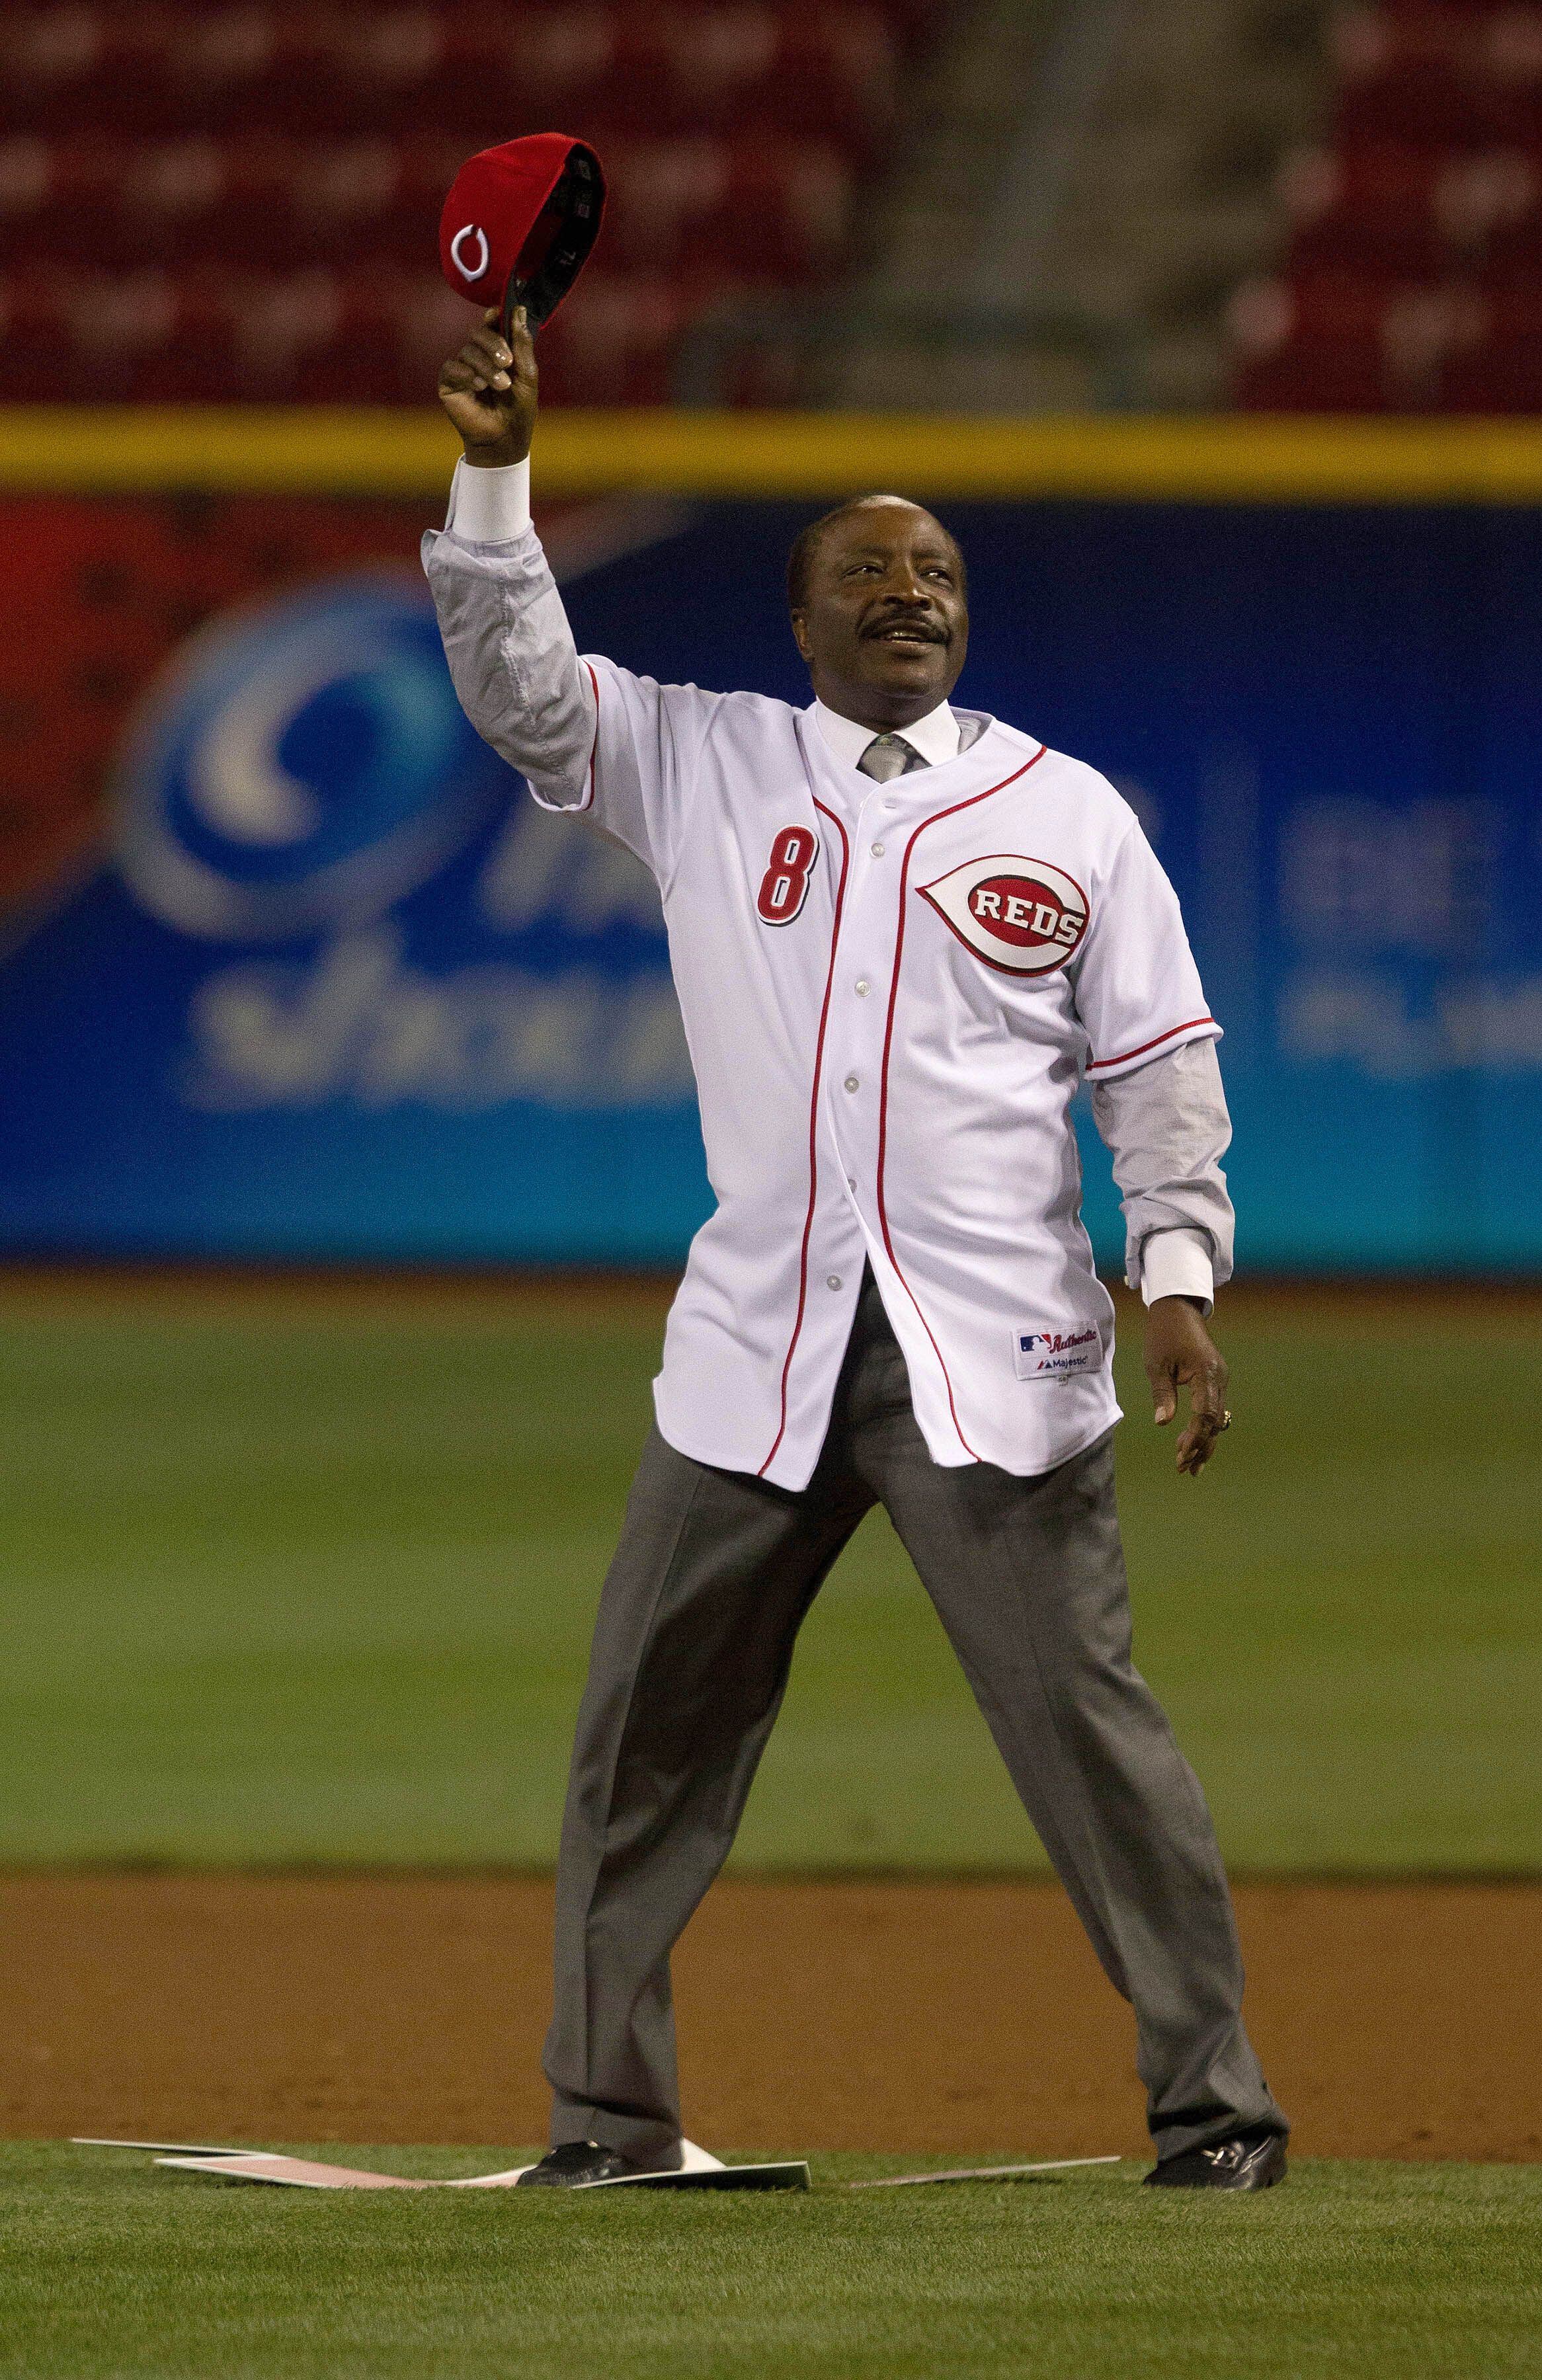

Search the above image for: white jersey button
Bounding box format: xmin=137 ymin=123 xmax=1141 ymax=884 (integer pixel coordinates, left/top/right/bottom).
xmin=870 ymin=841 xmax=885 ymax=857
xmin=826 ymin=1274 xmax=842 ymax=1291
xmin=854 ymin=978 xmax=870 ymax=995
xmin=844 ymin=1074 xmax=860 ymax=1092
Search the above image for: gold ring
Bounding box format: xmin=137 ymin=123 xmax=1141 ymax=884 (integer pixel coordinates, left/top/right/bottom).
xmin=1219 ymin=1410 xmax=1233 ymax=1432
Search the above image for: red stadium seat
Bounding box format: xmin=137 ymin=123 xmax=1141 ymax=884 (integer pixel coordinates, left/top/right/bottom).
xmin=0 ymin=0 xmax=936 ymax=403
xmin=533 ymin=270 xmax=700 ymax=406
xmin=775 ymin=9 xmax=899 ymax=143
xmin=1439 ymin=272 xmax=1542 ymax=405
xmin=1279 ymin=139 xmax=1538 ymax=274
xmin=1236 ymin=1 xmax=1542 ymax=407
xmin=600 ymin=137 xmax=852 ymax=278
xmin=720 ymin=141 xmax=853 ymax=276
xmin=0 ymin=274 xmax=74 ymax=401
xmin=1473 ymin=181 xmax=1542 ymax=271
xmin=1230 ymin=267 xmax=1486 ymax=410
xmin=1440 ymin=346 xmax=1542 ymax=407
xmin=1233 ymin=345 xmax=1395 ymax=409
xmin=1337 ymin=66 xmax=1535 ymax=148
xmin=1333 ymin=6 xmax=1475 ymax=80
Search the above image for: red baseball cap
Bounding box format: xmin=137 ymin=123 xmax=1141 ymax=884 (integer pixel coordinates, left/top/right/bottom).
xmin=438 ymin=134 xmax=605 ymax=335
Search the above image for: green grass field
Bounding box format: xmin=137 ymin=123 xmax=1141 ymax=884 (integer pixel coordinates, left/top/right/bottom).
xmin=0 ymin=1281 xmax=1536 ymax=1872
xmin=2 ymin=1284 xmax=1537 ymax=2379
xmin=1 ymin=2144 xmax=1537 ymax=2380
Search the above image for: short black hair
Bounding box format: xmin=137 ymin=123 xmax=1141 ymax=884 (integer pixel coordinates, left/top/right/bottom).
xmin=786 ymin=494 xmax=965 ymax=614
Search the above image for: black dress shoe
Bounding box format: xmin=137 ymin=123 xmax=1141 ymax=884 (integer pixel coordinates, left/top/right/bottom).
xmin=1143 ymin=2129 xmax=1287 ymax=2190
xmin=515 ymin=2141 xmax=651 ymax=2188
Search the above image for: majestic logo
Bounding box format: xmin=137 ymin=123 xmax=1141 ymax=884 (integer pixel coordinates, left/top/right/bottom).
xmin=919 ymin=853 xmax=1088 ymax=975
xmin=1015 ymin=1324 xmax=1100 ymax=1382
xmin=450 ymin=222 xmax=490 ymax=282
xmin=114 ymin=576 xmax=505 ymax=940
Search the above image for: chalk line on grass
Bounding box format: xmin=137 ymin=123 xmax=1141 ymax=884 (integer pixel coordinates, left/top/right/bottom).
xmin=848 ymin=2156 xmax=1123 ymax=2187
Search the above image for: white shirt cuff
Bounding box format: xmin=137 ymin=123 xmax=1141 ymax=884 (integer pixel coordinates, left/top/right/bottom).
xmin=447 ymin=454 xmax=532 ymax=541
xmin=1140 ymin=1226 xmax=1215 ymax=1313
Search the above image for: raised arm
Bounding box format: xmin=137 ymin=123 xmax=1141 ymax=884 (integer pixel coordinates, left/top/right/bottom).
xmin=423 ymin=305 xmax=718 ymax=879
xmin=421 ymin=305 xmax=598 ymax=815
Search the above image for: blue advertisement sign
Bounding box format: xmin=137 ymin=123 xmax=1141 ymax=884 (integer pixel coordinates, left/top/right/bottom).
xmin=0 ymin=496 xmax=1537 ymax=1269
xmin=0 ymin=556 xmax=704 ymax=1261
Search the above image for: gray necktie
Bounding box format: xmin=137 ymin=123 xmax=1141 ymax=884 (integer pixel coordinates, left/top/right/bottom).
xmin=857 ymin=733 xmax=924 ymax=783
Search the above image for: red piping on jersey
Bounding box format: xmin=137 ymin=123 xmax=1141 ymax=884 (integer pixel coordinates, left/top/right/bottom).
xmin=572 ymin=659 xmax=600 ymax=809
xmin=1085 ymin=1015 xmax=1216 ymax=1073
xmin=876 ymin=747 xmax=1047 ymax=1462
xmin=758 ymin=797 xmax=851 ymax=1479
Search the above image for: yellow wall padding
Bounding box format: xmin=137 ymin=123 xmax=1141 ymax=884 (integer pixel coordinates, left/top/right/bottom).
xmin=4 ymin=408 xmax=1542 ymax=502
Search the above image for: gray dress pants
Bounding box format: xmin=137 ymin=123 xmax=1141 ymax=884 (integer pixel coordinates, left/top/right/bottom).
xmin=544 ymin=1266 xmax=1285 ymax=2166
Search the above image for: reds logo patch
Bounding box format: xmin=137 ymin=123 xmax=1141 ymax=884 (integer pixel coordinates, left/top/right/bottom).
xmin=918 ymin=853 xmax=1088 ymax=976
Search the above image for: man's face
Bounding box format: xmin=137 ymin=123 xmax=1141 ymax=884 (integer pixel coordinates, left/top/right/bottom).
xmin=791 ymin=499 xmax=969 ymax=731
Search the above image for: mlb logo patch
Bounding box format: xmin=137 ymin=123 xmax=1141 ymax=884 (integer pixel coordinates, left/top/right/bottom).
xmin=1014 ymin=1324 xmax=1101 ymax=1381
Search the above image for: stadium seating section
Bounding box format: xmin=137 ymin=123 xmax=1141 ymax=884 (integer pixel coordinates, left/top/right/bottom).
xmin=0 ymin=3 xmax=943 ymax=404
xmin=1235 ymin=1 xmax=1542 ymax=409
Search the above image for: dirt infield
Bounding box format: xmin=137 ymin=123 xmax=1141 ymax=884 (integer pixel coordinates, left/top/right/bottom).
xmin=1 ymin=1876 xmax=1535 ymax=2162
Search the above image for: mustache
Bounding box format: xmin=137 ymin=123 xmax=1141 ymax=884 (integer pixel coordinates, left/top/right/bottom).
xmin=860 ymin=608 xmax=949 ymax=644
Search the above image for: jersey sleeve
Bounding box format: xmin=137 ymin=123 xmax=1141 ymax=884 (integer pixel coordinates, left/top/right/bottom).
xmin=1073 ymin=820 xmax=1220 ymax=1082
xmin=571 ymin=654 xmax=721 ymax=890
xmin=422 ymin=518 xmax=717 ymax=885
xmin=1090 ymin=1036 xmax=1235 ymax=1294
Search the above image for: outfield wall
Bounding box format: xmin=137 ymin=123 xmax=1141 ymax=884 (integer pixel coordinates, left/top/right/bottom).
xmin=0 ymin=414 xmax=1537 ymax=1269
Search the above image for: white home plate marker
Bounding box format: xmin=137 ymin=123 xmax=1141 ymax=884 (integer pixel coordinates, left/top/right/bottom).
xmin=75 ymin=2137 xmax=807 ymax=2193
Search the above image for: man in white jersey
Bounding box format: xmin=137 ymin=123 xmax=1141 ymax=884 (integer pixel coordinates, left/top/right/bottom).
xmin=425 ymin=307 xmax=1289 ymax=2190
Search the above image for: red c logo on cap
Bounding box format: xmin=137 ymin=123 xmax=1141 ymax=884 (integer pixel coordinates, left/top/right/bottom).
xmin=450 ymin=223 xmax=489 ymax=282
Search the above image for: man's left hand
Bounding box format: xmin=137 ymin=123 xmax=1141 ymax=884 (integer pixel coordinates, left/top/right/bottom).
xmin=1145 ymin=1298 xmax=1231 ymax=1478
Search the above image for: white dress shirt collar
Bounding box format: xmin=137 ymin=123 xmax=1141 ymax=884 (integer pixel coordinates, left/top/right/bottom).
xmin=810 ymin=696 xmax=963 ymax=772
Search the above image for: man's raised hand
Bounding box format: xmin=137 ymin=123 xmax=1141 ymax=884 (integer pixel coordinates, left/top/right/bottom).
xmin=438 ymin=304 xmax=538 ymax=466
xmin=1145 ymin=1297 xmax=1231 ymax=1479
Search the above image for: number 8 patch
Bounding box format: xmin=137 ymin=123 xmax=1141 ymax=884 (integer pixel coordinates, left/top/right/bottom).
xmin=756 ymin=825 xmax=820 ymax=924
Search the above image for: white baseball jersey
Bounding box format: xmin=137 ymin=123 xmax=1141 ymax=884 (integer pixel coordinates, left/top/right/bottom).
xmin=425 ymin=487 xmax=1225 ymax=1489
